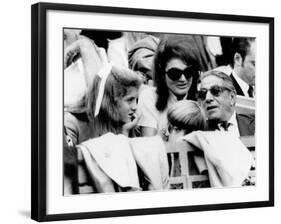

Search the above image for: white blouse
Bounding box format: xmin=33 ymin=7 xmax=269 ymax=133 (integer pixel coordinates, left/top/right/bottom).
xmin=137 ymin=86 xmax=183 ymax=140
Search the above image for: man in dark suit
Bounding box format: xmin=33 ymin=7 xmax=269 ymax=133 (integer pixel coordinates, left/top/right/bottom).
xmin=198 ymin=70 xmax=255 ymax=136
xmin=229 ymin=37 xmax=256 ymax=98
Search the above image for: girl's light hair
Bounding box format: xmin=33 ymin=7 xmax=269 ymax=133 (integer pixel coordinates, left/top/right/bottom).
xmin=167 ymin=100 xmax=207 ymax=134
xmin=86 ymin=65 xmax=141 ymax=137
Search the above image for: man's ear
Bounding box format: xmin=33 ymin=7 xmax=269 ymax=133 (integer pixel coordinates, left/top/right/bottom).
xmin=234 ymin=52 xmax=243 ymax=67
xmin=230 ymin=91 xmax=237 ymax=107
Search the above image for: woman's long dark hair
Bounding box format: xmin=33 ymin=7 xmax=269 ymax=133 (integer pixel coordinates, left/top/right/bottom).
xmin=153 ymin=35 xmax=202 ymax=112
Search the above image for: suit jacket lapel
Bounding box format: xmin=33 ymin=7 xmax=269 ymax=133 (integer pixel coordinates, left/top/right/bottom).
xmin=236 ymin=114 xmax=255 ymax=136
xmin=230 ymin=74 xmax=245 ymax=96
xmin=207 ymin=114 xmax=255 ymax=136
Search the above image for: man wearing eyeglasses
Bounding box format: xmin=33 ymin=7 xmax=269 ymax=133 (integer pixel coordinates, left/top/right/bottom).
xmin=229 ymin=37 xmax=256 ymax=98
xmin=198 ymin=70 xmax=255 ymax=137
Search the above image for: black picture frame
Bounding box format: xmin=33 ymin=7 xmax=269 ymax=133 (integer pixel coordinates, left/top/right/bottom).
xmin=31 ymin=2 xmax=274 ymax=222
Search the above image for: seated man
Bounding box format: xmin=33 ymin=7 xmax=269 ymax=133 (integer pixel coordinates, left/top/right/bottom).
xmin=230 ymin=37 xmax=256 ymax=98
xmin=166 ymin=99 xmax=253 ymax=188
xmin=198 ymin=70 xmax=255 ymax=137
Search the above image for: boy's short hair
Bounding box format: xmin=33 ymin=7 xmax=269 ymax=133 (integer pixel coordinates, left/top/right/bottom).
xmin=167 ymin=100 xmax=207 ymax=134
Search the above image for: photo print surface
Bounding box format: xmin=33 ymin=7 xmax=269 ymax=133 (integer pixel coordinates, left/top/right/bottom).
xmin=63 ymin=28 xmax=256 ymax=195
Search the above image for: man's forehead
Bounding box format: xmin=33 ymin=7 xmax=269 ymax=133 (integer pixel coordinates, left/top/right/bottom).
xmin=201 ymin=75 xmax=224 ymax=88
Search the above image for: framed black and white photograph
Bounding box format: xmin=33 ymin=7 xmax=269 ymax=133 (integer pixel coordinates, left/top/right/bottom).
xmin=31 ymin=2 xmax=274 ymax=222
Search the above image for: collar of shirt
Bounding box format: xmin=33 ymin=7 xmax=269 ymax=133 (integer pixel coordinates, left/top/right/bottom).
xmin=217 ymin=111 xmax=237 ymax=129
xmin=232 ymin=70 xmax=250 ymax=97
xmin=228 ymin=111 xmax=238 ymax=127
xmin=226 ymin=112 xmax=240 ymax=138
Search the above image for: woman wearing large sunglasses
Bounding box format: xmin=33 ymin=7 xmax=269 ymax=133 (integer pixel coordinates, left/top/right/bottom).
xmin=137 ymin=35 xmax=203 ymax=140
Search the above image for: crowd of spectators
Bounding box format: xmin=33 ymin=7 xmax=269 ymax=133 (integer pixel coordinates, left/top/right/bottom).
xmin=63 ymin=29 xmax=256 ymax=194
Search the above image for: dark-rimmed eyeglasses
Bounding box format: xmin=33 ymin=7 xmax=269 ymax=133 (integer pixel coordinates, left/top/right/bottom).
xmin=198 ymin=85 xmax=232 ymax=100
xmin=165 ymin=67 xmax=199 ymax=81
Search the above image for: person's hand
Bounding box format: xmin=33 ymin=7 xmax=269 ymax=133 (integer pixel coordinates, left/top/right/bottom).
xmin=122 ymin=112 xmax=140 ymax=136
xmin=64 ymin=38 xmax=98 ymax=68
xmin=64 ymin=39 xmax=81 ymax=69
xmin=64 ymin=37 xmax=108 ymax=86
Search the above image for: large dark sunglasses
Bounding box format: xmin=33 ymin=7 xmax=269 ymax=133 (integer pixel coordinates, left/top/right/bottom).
xmin=198 ymin=85 xmax=232 ymax=100
xmin=166 ymin=67 xmax=198 ymax=81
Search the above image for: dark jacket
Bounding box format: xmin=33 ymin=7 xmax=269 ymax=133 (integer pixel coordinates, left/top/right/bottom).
xmin=230 ymin=74 xmax=245 ymax=96
xmin=208 ymin=113 xmax=255 ymax=136
xmin=236 ymin=113 xmax=255 ymax=136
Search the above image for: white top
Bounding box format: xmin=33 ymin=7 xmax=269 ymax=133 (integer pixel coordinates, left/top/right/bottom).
xmin=232 ymin=70 xmax=251 ymax=97
xmin=181 ymin=131 xmax=252 ymax=187
xmin=64 ymin=58 xmax=86 ymax=107
xmin=137 ymin=86 xmax=180 ymax=140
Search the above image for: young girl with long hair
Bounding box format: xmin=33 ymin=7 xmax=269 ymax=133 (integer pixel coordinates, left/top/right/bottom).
xmin=64 ymin=37 xmax=142 ymax=194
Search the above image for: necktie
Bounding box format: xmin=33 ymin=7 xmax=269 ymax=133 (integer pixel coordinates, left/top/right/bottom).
xmin=218 ymin=121 xmax=231 ymax=131
xmin=248 ymin=85 xmax=254 ymax=98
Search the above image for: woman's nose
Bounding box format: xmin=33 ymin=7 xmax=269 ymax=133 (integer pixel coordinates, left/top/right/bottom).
xmin=178 ymin=74 xmax=186 ymax=81
xmin=131 ymin=100 xmax=137 ymax=111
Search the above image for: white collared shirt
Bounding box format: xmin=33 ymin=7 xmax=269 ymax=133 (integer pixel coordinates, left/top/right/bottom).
xmin=232 ymin=70 xmax=251 ymax=97
xmin=217 ymin=112 xmax=240 ymax=138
